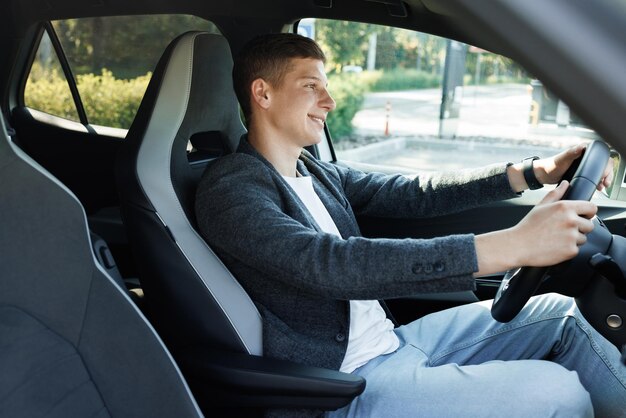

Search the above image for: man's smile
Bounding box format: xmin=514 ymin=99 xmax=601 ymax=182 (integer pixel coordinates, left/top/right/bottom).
xmin=308 ymin=114 xmax=326 ymax=126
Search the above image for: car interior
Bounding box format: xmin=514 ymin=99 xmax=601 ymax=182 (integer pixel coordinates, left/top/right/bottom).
xmin=1 ymin=0 xmax=626 ymax=416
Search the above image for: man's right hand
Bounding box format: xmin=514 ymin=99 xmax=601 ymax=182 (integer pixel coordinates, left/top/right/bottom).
xmin=512 ymin=180 xmax=597 ymax=266
xmin=475 ymin=181 xmax=597 ymax=276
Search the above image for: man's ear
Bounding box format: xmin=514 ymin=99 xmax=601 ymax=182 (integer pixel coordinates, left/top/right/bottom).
xmin=250 ymin=78 xmax=272 ymax=110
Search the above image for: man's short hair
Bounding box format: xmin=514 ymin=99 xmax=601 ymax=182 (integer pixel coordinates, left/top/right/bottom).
xmin=233 ymin=33 xmax=326 ymax=121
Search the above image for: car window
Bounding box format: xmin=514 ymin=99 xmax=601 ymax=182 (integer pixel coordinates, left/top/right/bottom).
xmin=24 ymin=30 xmax=80 ymax=122
xmin=24 ymin=15 xmax=220 ymax=130
xmin=304 ymin=19 xmax=619 ymax=195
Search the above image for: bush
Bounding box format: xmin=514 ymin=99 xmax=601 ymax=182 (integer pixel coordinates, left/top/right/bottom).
xmin=327 ymin=73 xmax=367 ymax=140
xmin=23 ymin=66 xmax=444 ymax=138
xmin=25 ymin=68 xmax=80 ymax=122
xmin=366 ymin=69 xmax=440 ymax=92
xmin=464 ymin=73 xmax=531 ymax=85
xmin=77 ymin=70 xmax=151 ymax=128
xmin=25 ymin=68 xmax=150 ymax=129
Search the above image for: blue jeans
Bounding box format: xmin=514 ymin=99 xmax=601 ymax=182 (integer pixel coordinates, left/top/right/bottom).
xmin=328 ymin=294 xmax=626 ymax=417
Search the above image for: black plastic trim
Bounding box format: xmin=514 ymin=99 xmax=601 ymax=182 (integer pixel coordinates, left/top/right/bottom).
xmin=43 ymin=22 xmax=88 ymax=125
xmin=180 ymin=348 xmax=365 ymax=409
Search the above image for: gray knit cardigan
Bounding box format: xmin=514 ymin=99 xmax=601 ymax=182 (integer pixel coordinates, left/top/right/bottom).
xmin=195 ymin=137 xmax=518 ymax=372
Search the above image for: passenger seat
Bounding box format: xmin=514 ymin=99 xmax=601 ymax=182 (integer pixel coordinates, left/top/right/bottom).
xmin=0 ymin=114 xmax=202 ymax=416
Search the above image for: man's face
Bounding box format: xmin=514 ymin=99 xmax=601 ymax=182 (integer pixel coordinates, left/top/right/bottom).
xmin=265 ymin=57 xmax=336 ymax=148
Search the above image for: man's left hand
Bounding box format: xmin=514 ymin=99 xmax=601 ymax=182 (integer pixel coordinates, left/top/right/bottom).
xmin=535 ymin=143 xmax=614 ymax=191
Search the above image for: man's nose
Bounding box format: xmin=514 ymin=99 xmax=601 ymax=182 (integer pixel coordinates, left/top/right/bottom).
xmin=321 ymin=89 xmax=336 ymax=111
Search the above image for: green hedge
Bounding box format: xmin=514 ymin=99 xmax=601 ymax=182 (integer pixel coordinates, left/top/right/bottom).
xmin=25 ymin=68 xmax=367 ymax=138
xmin=77 ymin=70 xmax=151 ymax=128
xmin=463 ymin=74 xmax=531 ymax=85
xmin=24 ymin=67 xmax=447 ymax=139
xmin=25 ymin=69 xmax=150 ymax=129
xmin=362 ymin=69 xmax=441 ymax=92
xmin=25 ymin=68 xmax=79 ymax=122
xmin=327 ymin=73 xmax=367 ymax=139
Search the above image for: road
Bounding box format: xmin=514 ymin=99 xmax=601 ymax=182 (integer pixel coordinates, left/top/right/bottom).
xmin=340 ymin=84 xmax=599 ymax=172
xmin=361 ymin=137 xmax=564 ymax=173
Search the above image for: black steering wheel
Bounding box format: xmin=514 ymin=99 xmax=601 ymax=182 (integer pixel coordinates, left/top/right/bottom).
xmin=491 ymin=140 xmax=611 ymax=322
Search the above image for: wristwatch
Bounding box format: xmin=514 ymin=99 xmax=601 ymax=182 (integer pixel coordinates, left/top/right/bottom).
xmin=522 ymin=156 xmax=544 ymax=190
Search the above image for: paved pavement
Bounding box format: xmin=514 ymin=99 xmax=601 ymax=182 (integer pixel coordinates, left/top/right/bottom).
xmin=340 ymin=84 xmax=600 ymax=172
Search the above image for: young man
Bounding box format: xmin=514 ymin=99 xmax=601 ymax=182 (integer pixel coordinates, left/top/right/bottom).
xmin=195 ymin=33 xmax=625 ymax=417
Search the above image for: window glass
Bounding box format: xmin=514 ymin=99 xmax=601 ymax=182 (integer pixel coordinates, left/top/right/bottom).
xmin=24 ymin=30 xmax=80 ymax=122
xmin=48 ymin=15 xmax=219 ymax=129
xmin=308 ymin=19 xmax=609 ymax=181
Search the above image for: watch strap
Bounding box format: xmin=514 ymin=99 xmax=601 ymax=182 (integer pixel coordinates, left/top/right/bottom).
xmin=522 ymin=156 xmax=543 ymax=190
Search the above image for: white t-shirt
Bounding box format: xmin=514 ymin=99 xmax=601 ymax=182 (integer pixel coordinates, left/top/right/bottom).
xmin=282 ymin=175 xmax=399 ymax=373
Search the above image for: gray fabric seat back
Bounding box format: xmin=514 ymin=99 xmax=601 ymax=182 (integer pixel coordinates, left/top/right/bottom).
xmin=116 ymin=32 xmax=262 ymax=356
xmin=0 ymin=118 xmax=202 ymax=417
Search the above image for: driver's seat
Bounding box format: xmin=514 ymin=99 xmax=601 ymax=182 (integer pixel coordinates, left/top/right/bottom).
xmin=116 ymin=31 xmax=258 ymax=357
xmin=115 ymin=31 xmax=365 ymax=413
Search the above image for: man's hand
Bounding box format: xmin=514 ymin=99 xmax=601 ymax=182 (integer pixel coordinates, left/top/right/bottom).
xmin=507 ymin=143 xmax=614 ymax=193
xmin=511 ymin=181 xmax=597 ymax=266
xmin=475 ymin=181 xmax=597 ymax=276
xmin=534 ymin=143 xmax=614 ymax=191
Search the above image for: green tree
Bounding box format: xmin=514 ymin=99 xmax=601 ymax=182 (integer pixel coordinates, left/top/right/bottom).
xmin=53 ymin=15 xmax=219 ymax=79
xmin=316 ymin=20 xmax=447 ymax=75
xmin=465 ymin=51 xmax=530 ymax=84
xmin=315 ymin=20 xmax=372 ymax=71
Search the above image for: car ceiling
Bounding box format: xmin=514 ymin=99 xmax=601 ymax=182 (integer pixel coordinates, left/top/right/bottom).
xmin=1 ymin=0 xmax=626 ymax=154
xmin=2 ymin=0 xmax=462 ymax=45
